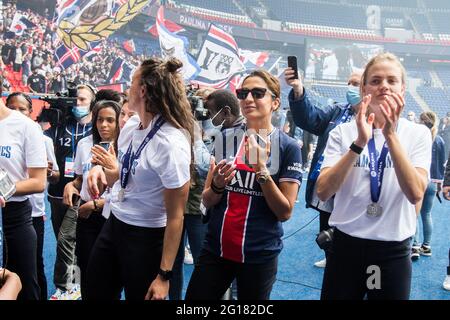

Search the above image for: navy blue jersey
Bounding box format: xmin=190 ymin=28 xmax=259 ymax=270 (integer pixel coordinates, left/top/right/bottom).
xmin=204 ymin=125 xmax=302 ymax=263
xmin=45 ymin=120 xmax=92 ymax=198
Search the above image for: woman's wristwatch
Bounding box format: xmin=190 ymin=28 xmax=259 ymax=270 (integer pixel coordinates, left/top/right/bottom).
xmin=256 ymin=169 xmax=271 ymax=185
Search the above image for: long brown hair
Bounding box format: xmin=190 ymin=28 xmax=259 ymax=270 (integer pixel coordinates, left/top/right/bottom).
xmin=139 ymin=57 xmax=194 ymax=142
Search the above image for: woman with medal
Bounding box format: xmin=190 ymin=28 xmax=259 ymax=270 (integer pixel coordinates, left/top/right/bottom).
xmin=316 ymin=53 xmax=432 ymax=300
xmin=0 ymin=82 xmax=47 ymax=300
xmin=62 ymin=99 xmax=121 ymax=298
xmin=85 ymin=57 xmax=192 ymax=300
xmin=185 ymin=70 xmax=302 ymax=300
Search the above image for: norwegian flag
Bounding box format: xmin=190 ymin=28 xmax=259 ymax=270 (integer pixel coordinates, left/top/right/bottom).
xmin=122 ymin=39 xmax=136 ymax=54
xmin=147 ymin=19 xmax=185 ymax=37
xmin=54 ymin=41 xmax=100 ymax=70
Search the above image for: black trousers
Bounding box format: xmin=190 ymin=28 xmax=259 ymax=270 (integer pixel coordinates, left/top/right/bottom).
xmin=2 ymin=200 xmax=40 ymax=300
xmin=75 ymin=211 xmax=106 ymax=298
xmin=185 ymin=250 xmax=278 ymax=300
xmin=32 ymin=216 xmax=47 ymax=300
xmin=85 ymin=214 xmax=164 ymax=300
xmin=321 ymin=228 xmax=412 ymax=300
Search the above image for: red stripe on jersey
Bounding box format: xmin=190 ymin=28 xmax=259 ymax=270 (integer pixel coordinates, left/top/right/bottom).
xmin=221 ymin=192 xmax=251 ymax=263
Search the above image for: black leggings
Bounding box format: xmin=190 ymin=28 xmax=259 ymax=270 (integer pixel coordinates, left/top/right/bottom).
xmin=185 ymin=250 xmax=278 ymax=300
xmin=321 ymin=228 xmax=412 ymax=300
xmin=75 ymin=211 xmax=106 ymax=298
xmin=2 ymin=200 xmax=40 ymax=300
xmin=85 ymin=214 xmax=164 ymax=300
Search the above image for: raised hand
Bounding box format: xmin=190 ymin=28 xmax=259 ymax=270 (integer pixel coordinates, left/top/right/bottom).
xmin=91 ymin=144 xmax=118 ymax=171
xmin=355 ymin=94 xmax=374 ymax=148
xmin=284 ymin=67 xmax=304 ymax=98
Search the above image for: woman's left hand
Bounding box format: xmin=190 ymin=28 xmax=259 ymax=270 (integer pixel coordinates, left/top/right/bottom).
xmin=380 ymin=92 xmax=404 ymax=138
xmin=78 ymin=201 xmax=94 ymax=219
xmin=91 ymin=145 xmax=117 ymax=170
xmin=0 ymin=196 xmax=5 ymax=208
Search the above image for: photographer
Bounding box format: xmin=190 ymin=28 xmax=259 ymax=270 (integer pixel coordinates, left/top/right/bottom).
xmin=44 ymin=84 xmax=96 ymax=300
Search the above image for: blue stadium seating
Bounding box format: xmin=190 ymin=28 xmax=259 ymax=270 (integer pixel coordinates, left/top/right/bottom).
xmin=417 ymin=86 xmax=450 ymax=118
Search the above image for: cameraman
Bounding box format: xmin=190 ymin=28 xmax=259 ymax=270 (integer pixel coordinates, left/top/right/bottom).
xmin=45 ymin=84 xmax=96 ymax=300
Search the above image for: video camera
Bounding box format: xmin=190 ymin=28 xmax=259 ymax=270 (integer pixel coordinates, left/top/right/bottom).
xmin=186 ymin=84 xmax=209 ymax=121
xmin=37 ymin=82 xmax=78 ymax=126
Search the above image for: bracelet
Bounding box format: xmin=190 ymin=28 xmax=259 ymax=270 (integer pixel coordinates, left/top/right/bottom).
xmin=349 ymin=142 xmax=364 ymax=155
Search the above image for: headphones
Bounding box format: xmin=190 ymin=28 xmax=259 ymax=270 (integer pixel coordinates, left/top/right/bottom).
xmin=77 ymin=83 xmax=97 ymax=110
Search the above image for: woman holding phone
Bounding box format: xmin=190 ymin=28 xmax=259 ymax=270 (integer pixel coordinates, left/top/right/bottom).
xmin=62 ymin=100 xmax=121 ymax=298
xmin=186 ymin=69 xmax=302 ymax=300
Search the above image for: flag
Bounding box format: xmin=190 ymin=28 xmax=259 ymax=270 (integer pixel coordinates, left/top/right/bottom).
xmin=193 ymin=24 xmax=245 ymax=88
xmin=9 ymin=13 xmax=36 ymax=36
xmin=147 ymin=19 xmax=185 ymax=37
xmin=156 ymin=6 xmax=200 ymax=81
xmin=107 ymin=57 xmax=135 ymax=84
xmin=123 ymin=39 xmax=135 ymax=54
xmin=54 ymin=0 xmax=155 ymax=51
xmin=54 ymin=41 xmax=100 ymax=70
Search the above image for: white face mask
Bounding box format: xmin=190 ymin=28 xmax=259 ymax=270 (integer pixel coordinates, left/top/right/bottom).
xmin=202 ymin=107 xmax=227 ymax=137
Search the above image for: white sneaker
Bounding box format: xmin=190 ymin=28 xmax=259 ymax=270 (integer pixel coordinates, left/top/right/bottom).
xmin=184 ymin=246 xmax=193 ymax=265
xmin=443 ymin=275 xmax=450 ymax=291
xmin=314 ymin=258 xmax=326 ymax=268
xmin=49 ymin=288 xmax=66 ymax=300
xmin=66 ymin=284 xmax=82 ymax=300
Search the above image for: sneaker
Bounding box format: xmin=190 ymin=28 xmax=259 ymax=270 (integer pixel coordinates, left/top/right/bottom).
xmin=419 ymin=245 xmax=432 ymax=256
xmin=66 ymin=284 xmax=82 ymax=300
xmin=443 ymin=275 xmax=450 ymax=291
xmin=184 ymin=247 xmax=193 ymax=265
xmin=314 ymin=258 xmax=326 ymax=268
xmin=411 ymin=246 xmax=420 ymax=261
xmin=49 ymin=288 xmax=66 ymax=300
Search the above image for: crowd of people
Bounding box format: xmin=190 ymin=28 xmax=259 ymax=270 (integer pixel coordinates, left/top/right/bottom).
xmin=0 ymin=3 xmax=153 ymax=94
xmin=1 ymin=49 xmax=450 ymax=301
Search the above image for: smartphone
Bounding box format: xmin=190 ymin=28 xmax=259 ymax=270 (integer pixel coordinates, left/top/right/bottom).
xmin=255 ymin=134 xmax=267 ymax=149
xmin=287 ymin=56 xmax=299 ymax=79
xmin=72 ymin=193 xmax=80 ymax=205
xmin=99 ymin=141 xmax=111 ymax=151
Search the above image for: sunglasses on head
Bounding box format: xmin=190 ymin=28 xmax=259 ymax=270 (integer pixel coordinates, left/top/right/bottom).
xmin=236 ymin=87 xmax=275 ymax=100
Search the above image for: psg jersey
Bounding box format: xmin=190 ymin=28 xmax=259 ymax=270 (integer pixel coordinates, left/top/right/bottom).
xmin=204 ymin=125 xmax=303 ymax=263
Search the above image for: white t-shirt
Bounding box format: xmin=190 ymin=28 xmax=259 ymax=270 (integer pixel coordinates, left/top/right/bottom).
xmin=110 ymin=115 xmax=191 ymax=228
xmin=0 ymin=111 xmax=47 ymax=202
xmin=322 ymin=118 xmax=432 ymax=241
xmin=30 ymin=135 xmax=59 ymax=217
xmin=74 ymin=135 xmax=94 ymax=202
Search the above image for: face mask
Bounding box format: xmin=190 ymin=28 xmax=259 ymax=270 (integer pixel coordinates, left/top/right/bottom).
xmin=346 ymin=85 xmax=361 ymax=106
xmin=72 ymin=105 xmax=90 ymax=120
xmin=202 ymin=107 xmax=226 ymax=137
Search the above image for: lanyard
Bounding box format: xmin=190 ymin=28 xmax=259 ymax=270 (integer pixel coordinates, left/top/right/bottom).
xmin=310 ymin=107 xmax=353 ymax=180
xmin=120 ymin=116 xmax=165 ymax=189
xmin=368 ymin=132 xmax=389 ymax=203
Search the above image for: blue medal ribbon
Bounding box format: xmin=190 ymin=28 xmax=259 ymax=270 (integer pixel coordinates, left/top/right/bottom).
xmin=120 ymin=116 xmax=165 ymax=190
xmin=310 ymin=107 xmax=354 ymax=180
xmin=368 ymin=131 xmax=389 ymax=204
